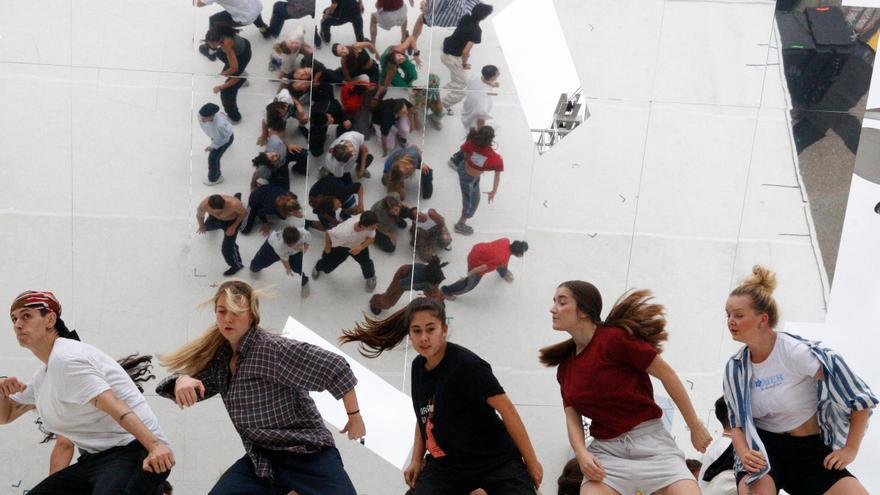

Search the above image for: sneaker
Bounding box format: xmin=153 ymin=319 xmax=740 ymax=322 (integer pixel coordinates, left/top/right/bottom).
xmin=241 ymin=72 xmax=250 ymax=87
xmin=223 ymin=264 xmax=244 ymax=277
xmin=198 ymin=44 xmax=217 ymax=61
xmin=269 ymin=54 xmax=283 ymax=72
xmin=454 ymin=222 xmax=473 ymax=235
xmin=502 ymin=270 xmax=515 ymax=282
xmin=428 ymin=114 xmax=443 ymax=130
xmin=301 ymin=283 xmax=310 ymax=298
xmin=365 ymin=276 xmax=377 ymax=293
xmin=311 ymin=267 xmax=321 ymax=280
xmin=230 ymin=118 xmax=241 ymax=126
xmin=203 ymin=175 xmax=225 ymax=186
xmin=370 ymin=305 xmax=381 ymax=315
xmin=258 ymin=25 xmax=271 ymax=39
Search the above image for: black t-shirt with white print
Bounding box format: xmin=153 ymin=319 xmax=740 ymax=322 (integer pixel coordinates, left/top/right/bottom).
xmin=410 ymin=342 xmax=519 ymax=466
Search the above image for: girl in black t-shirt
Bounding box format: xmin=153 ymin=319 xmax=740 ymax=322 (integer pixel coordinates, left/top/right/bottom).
xmin=341 ymin=297 xmax=542 ymax=494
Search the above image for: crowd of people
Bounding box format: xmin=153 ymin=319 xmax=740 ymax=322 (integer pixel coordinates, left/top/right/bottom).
xmin=1 ymin=1 xmax=877 ymax=494
xmin=2 ymin=267 xmax=877 ymax=494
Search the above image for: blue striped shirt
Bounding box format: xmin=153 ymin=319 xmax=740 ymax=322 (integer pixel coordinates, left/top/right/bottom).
xmin=723 ymin=332 xmax=877 ymax=485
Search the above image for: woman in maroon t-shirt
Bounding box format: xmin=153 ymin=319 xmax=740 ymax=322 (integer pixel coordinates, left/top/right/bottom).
xmin=540 ymin=281 xmax=712 ymax=495
xmin=449 ymin=125 xmax=503 ymax=235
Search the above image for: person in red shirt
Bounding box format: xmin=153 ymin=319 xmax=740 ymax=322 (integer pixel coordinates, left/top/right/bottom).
xmin=440 ymin=238 xmax=526 ymax=300
xmin=540 ymin=281 xmax=712 ymax=495
xmin=448 ymin=126 xmax=503 ymax=235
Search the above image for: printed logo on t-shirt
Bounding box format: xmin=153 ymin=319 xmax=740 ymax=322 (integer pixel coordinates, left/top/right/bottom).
xmin=469 ymin=152 xmax=489 ymax=169
xmin=752 ymin=373 xmax=785 ymax=391
xmin=418 ymin=402 xmax=434 ymax=424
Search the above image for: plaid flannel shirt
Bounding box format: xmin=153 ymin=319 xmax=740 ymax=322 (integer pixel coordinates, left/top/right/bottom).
xmin=156 ymin=327 xmax=357 ymax=479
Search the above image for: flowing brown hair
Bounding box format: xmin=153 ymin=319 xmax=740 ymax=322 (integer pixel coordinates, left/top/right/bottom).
xmin=340 ymin=297 xmax=446 ymax=358
xmin=158 ymin=280 xmax=265 ymax=377
xmin=539 ymin=281 xmax=669 ymax=366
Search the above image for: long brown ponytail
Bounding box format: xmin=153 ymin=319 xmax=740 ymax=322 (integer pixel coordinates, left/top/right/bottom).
xmin=540 ymin=282 xmax=668 ymax=367
xmin=341 ymin=297 xmax=446 ymax=358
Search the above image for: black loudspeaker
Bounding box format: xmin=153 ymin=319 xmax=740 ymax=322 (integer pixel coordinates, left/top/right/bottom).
xmin=803 ymin=7 xmax=854 ymax=103
xmin=778 ymin=12 xmax=816 ymax=102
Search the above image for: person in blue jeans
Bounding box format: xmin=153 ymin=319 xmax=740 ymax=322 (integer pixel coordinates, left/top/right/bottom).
xmin=441 ymin=238 xmax=527 ymax=300
xmin=198 ymin=103 xmax=234 ymax=186
xmin=250 ymin=226 xmax=312 ymax=298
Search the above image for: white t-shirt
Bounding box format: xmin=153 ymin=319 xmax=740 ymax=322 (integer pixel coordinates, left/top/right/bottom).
xmin=461 ymin=76 xmax=493 ymax=131
xmin=749 ymin=332 xmax=820 ymax=432
xmin=329 ymin=215 xmax=375 ymax=249
xmin=698 ymin=436 xmax=734 ymax=492
xmin=10 ymin=338 xmax=169 ymax=453
xmin=325 ymin=131 xmax=365 ymax=177
xmin=417 ymin=208 xmax=437 ymax=230
xmin=268 ymin=227 xmax=311 ymax=258
xmin=203 ymin=0 xmax=263 ymax=24
xmin=278 ymin=25 xmax=307 ymax=74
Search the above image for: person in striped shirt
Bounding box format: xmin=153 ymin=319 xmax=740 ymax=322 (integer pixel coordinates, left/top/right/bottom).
xmin=723 ymin=265 xmax=877 ymax=495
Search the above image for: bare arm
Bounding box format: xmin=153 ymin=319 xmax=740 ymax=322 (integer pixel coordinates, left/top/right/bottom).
xmin=91 ymin=390 xmax=175 ymax=473
xmin=487 ymin=394 xmax=542 ymax=487
xmin=646 ymin=355 xmax=711 ymax=452
xmin=196 ymin=198 xmax=209 ymax=230
xmin=404 ymin=423 xmax=426 ymax=487
xmin=461 ymin=41 xmax=474 ymax=67
xmin=564 ymin=406 xmax=589 ymax=458
xmin=49 ymin=436 xmax=76 ymax=475
xmin=220 ymin=39 xmax=239 ymax=76
xmin=0 ymin=377 xmax=33 ymax=424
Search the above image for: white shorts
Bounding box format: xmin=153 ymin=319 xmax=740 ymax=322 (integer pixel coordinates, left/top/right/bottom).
xmin=584 ymin=419 xmax=694 ymax=494
xmin=375 ymin=5 xmax=407 ymax=30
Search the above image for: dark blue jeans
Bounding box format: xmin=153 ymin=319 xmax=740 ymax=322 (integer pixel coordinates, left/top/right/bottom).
xmin=414 ymin=456 xmax=535 ymax=495
xmin=441 ymin=267 xmax=508 ymax=297
xmin=205 ymin=215 xmax=243 ymax=268
xmin=28 ymin=441 xmax=169 ymax=495
xmin=208 ymin=134 xmax=234 ymax=182
xmin=249 ymin=238 xmax=308 ymax=286
xmin=208 ymin=447 xmax=356 ymax=495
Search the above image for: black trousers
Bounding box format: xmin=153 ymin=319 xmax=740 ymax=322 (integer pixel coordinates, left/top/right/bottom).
xmin=28 ymin=441 xmax=169 ymax=495
xmin=219 ymin=42 xmax=252 ymax=122
xmin=249 ymin=239 xmax=309 ymax=285
xmin=320 ymin=11 xmax=365 ymax=42
xmin=315 ymin=246 xmax=374 ymax=279
xmin=269 ymin=1 xmax=315 ymax=37
xmin=205 ymin=215 xmax=243 ymax=268
xmin=374 ymin=230 xmax=396 ymax=253
xmin=414 ymin=456 xmax=534 ymax=495
xmin=209 ymin=10 xmax=268 ymax=30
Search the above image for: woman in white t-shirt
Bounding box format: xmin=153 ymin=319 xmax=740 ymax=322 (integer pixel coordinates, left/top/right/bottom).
xmin=723 ymin=266 xmax=877 ymax=495
xmin=0 ymin=291 xmax=174 ymax=495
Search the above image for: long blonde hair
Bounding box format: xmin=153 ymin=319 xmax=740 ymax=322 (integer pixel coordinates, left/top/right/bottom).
xmin=159 ymin=280 xmax=265 ymax=376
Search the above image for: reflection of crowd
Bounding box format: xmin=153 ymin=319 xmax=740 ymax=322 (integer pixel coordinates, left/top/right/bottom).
xmin=193 ymin=0 xmax=515 ymax=312
xmin=1 ymin=1 xmax=878 ymax=495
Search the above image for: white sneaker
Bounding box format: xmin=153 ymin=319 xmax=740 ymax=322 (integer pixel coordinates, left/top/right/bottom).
xmin=502 ymin=270 xmax=515 ymax=282
xmin=301 ymin=283 xmax=310 ymax=298
xmin=365 ymin=276 xmax=377 ymax=293
xmin=203 ymin=175 xmax=224 ymax=186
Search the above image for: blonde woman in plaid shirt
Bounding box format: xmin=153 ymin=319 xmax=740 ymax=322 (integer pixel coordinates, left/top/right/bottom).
xmin=156 ymin=280 xmax=364 ymax=495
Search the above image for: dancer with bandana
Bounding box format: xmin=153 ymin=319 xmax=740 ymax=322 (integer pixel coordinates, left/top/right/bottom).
xmin=1 ymin=291 xmax=174 ymax=494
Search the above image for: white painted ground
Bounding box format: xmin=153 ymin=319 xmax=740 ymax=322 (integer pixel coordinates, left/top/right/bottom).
xmin=2 ymin=0 xmax=876 ymax=493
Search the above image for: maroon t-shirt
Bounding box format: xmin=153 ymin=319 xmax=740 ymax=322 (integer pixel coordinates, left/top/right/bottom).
xmin=557 ymin=326 xmax=662 ymax=439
